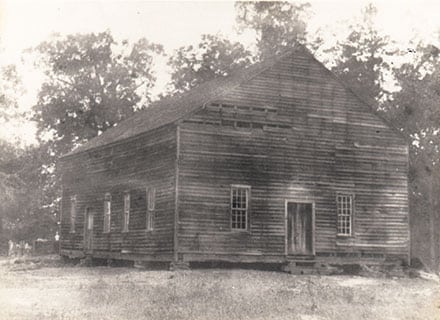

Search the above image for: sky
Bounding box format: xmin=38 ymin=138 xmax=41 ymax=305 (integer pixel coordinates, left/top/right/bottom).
xmin=0 ymin=0 xmax=439 ymax=145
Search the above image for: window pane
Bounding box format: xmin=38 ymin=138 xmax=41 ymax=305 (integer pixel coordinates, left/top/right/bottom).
xmin=231 ymin=187 xmax=249 ymax=230
xmin=337 ymin=194 xmax=353 ymax=235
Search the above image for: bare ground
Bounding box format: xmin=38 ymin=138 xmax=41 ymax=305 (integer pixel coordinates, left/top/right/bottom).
xmin=0 ymin=256 xmax=439 ymax=320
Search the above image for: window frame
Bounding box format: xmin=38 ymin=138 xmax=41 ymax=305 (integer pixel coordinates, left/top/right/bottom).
xmin=103 ymin=193 xmax=111 ymax=233
xmin=336 ymin=193 xmax=354 ymax=237
xmin=146 ymin=187 xmax=156 ymax=231
xmin=230 ymin=185 xmax=251 ymax=232
xmin=70 ymin=195 xmax=77 ymax=233
xmin=122 ymin=191 xmax=130 ymax=233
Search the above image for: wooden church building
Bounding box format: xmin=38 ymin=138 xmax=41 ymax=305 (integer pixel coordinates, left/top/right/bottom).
xmin=59 ymin=44 xmax=410 ymax=268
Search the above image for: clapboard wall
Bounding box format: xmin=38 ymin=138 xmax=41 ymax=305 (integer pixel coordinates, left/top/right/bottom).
xmin=60 ymin=124 xmax=177 ymax=260
xmin=177 ymin=49 xmax=409 ymax=261
xmin=59 ymin=46 xmax=409 ymax=264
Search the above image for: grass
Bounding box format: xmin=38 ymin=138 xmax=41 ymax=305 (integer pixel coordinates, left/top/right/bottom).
xmin=0 ymin=256 xmax=439 ymax=320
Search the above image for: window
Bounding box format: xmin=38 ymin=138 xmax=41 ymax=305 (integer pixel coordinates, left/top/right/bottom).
xmin=146 ymin=187 xmax=156 ymax=230
xmin=337 ymin=194 xmax=353 ymax=236
xmin=103 ymin=193 xmax=111 ymax=233
xmin=70 ymin=195 xmax=77 ymax=233
xmin=86 ymin=208 xmax=93 ymax=231
xmin=123 ymin=192 xmax=130 ymax=232
xmin=231 ymin=185 xmax=250 ymax=230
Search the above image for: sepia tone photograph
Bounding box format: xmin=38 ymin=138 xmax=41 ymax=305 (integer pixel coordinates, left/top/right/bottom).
xmin=0 ymin=0 xmax=439 ymax=319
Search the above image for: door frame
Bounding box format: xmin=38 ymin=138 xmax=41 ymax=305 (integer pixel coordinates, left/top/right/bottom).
xmin=83 ymin=207 xmax=94 ymax=252
xmin=284 ymin=199 xmax=315 ymax=256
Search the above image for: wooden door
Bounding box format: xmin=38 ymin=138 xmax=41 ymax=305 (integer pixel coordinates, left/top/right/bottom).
xmin=84 ymin=208 xmax=94 ymax=251
xmin=287 ymin=202 xmax=314 ymax=255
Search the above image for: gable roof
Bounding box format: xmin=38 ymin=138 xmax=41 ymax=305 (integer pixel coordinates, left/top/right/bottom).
xmin=63 ymin=43 xmax=406 ymax=158
xmin=63 ymin=47 xmax=297 ymax=158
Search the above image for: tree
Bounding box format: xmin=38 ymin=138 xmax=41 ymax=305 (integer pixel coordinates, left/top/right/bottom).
xmin=167 ymin=34 xmax=253 ymax=94
xmin=0 ymin=64 xmax=29 ymax=147
xmin=0 ymin=140 xmax=21 ymax=248
xmin=387 ymin=43 xmax=440 ymax=157
xmin=32 ymin=31 xmax=163 ymax=157
xmin=13 ymin=31 xmax=164 ymax=242
xmin=384 ymin=42 xmax=440 ymax=269
xmin=167 ymin=2 xmax=313 ymax=94
xmin=326 ymin=4 xmax=393 ymax=108
xmin=326 ymin=4 xmax=440 ymax=269
xmin=0 ymin=64 xmax=25 ymax=121
xmin=0 ymin=142 xmax=55 ymax=243
xmin=0 ymin=64 xmax=24 ymax=202
xmin=235 ymin=1 xmax=311 ymax=58
xmin=0 ymin=64 xmax=27 ymax=249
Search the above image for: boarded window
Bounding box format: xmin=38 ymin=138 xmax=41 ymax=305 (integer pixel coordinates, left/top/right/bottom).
xmin=123 ymin=192 xmax=130 ymax=232
xmin=146 ymin=187 xmax=156 ymax=230
xmin=70 ymin=195 xmax=77 ymax=233
xmin=337 ymin=194 xmax=353 ymax=236
xmin=231 ymin=185 xmax=250 ymax=230
xmin=103 ymin=193 xmax=111 ymax=233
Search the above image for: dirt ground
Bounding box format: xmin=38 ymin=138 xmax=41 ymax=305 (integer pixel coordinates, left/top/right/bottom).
xmin=0 ymin=256 xmax=439 ymax=320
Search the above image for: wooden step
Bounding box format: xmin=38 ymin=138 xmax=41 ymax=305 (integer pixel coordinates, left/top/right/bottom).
xmin=282 ymin=260 xmax=343 ymax=275
xmin=169 ymin=261 xmax=190 ymax=271
xmin=282 ymin=263 xmax=318 ymax=275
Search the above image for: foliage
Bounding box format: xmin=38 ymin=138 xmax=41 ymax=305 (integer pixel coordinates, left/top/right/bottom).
xmin=326 ymin=3 xmax=440 ymax=268
xmin=384 ymin=42 xmax=440 ymax=267
xmin=0 ymin=65 xmax=28 ymax=244
xmin=0 ymin=4 xmax=438 ymax=266
xmin=386 ymin=43 xmax=440 ymax=163
xmin=326 ymin=4 xmax=393 ymax=108
xmin=235 ymin=1 xmax=311 ymax=58
xmin=32 ymin=30 xmax=163 ymax=157
xmin=167 ymin=34 xmax=253 ymax=94
xmin=167 ymin=2 xmax=312 ymax=94
xmin=0 ymin=31 xmax=163 ymax=242
xmin=16 ymin=31 xmax=164 ymax=242
xmin=389 ymin=45 xmax=440 ymax=174
xmin=0 ymin=140 xmax=22 ymax=241
xmin=0 ymin=140 xmax=57 ymax=242
xmin=0 ymin=64 xmax=25 ymax=121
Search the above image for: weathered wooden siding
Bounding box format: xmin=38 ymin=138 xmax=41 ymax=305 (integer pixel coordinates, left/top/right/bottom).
xmin=60 ymin=124 xmax=177 ymax=258
xmin=177 ymin=49 xmax=409 ymax=260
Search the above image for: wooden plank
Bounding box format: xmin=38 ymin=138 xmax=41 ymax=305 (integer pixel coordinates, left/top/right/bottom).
xmin=61 ymin=46 xmax=409 ymax=264
xmin=60 ymin=124 xmax=178 ymax=256
xmin=175 ymin=47 xmax=409 ymax=261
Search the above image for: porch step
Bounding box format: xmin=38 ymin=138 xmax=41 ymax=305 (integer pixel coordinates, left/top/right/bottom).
xmin=169 ymin=261 xmax=190 ymax=271
xmin=283 ymin=261 xmax=341 ymax=275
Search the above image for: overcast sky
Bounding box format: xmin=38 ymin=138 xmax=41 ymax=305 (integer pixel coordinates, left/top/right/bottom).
xmin=1 ymin=0 xmax=439 ymax=145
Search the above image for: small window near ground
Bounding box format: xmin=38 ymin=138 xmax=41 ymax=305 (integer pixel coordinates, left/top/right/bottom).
xmin=103 ymin=193 xmax=111 ymax=233
xmin=123 ymin=192 xmax=130 ymax=232
xmin=70 ymin=195 xmax=77 ymax=233
xmin=337 ymin=194 xmax=353 ymax=236
xmin=146 ymin=187 xmax=156 ymax=230
xmin=231 ymin=185 xmax=250 ymax=230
